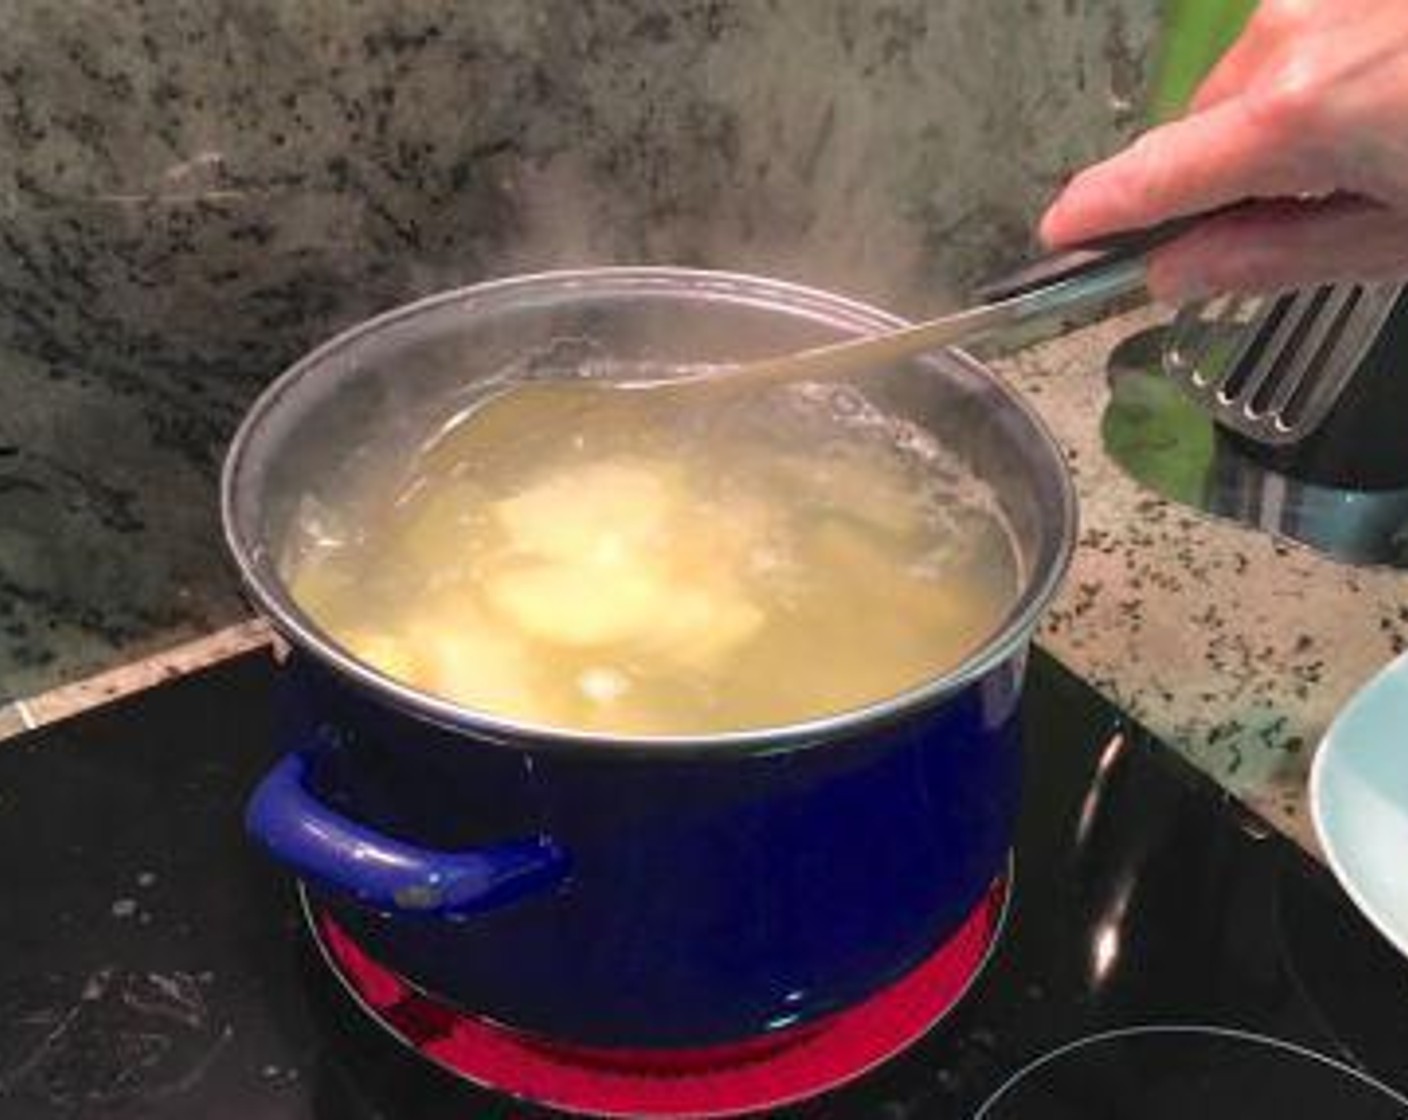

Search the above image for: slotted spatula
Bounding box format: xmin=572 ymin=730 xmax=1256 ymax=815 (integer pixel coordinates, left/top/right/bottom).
xmin=980 ymin=205 xmax=1402 ymax=448
xmin=1162 ymin=282 xmax=1404 ymax=445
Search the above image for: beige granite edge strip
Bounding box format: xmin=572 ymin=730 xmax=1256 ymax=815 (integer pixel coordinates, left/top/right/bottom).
xmin=0 ymin=619 xmax=272 ymax=741
xmin=0 ymin=703 xmax=31 ymax=739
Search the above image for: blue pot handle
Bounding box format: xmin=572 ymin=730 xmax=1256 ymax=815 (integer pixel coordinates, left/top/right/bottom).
xmin=246 ymin=749 xmax=570 ymax=920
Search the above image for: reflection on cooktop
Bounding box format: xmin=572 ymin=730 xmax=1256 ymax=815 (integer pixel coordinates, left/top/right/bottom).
xmin=1273 ymin=859 xmax=1408 ymax=1091
xmin=304 ymin=875 xmax=1009 ymax=1119
xmin=974 ymin=1026 xmax=1408 ymax=1119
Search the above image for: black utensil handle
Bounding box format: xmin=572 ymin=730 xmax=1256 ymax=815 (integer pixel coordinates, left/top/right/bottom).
xmin=975 ymin=208 xmax=1233 ymax=304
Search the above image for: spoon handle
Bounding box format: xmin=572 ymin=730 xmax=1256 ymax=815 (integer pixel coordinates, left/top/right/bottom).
xmin=978 ymin=198 xmax=1280 ymax=303
xmin=974 ymin=211 xmax=1210 ymax=302
xmin=735 ymin=253 xmax=1147 ymax=383
xmin=734 ymin=207 xmax=1247 ymax=384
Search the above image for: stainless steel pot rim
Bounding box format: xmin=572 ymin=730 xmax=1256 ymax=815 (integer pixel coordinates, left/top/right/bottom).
xmin=221 ymin=266 xmax=1078 ymax=756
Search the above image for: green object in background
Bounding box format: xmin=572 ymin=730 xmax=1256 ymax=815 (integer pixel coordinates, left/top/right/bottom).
xmin=1100 ymin=323 xmax=1219 ymax=507
xmin=1149 ymin=0 xmax=1257 ymax=121
xmin=1100 ymin=3 xmax=1257 ymax=501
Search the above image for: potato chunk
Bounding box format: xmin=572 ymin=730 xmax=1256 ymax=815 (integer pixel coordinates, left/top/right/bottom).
xmin=650 ymin=586 xmax=765 ymax=669
xmin=406 ymin=613 xmax=542 ymax=718
xmin=493 ymin=458 xmax=680 ymax=563
xmin=485 ymin=560 xmax=676 ymax=648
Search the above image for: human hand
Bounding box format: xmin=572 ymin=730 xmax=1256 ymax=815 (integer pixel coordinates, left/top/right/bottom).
xmin=1040 ymin=0 xmax=1408 ymax=301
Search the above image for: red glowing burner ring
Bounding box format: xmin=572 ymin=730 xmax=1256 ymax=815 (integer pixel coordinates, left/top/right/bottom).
xmin=312 ymin=877 xmax=1008 ymax=1119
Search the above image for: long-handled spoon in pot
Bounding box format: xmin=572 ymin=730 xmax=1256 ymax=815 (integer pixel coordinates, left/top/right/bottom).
xmin=548 ymin=212 xmax=1218 ymax=394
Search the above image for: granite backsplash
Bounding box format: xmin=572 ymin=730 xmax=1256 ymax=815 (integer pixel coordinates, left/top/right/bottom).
xmin=0 ymin=0 xmax=1158 ymax=699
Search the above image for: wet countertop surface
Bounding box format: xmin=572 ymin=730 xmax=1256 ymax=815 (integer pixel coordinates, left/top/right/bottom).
xmin=5 ymin=308 xmax=1408 ymax=856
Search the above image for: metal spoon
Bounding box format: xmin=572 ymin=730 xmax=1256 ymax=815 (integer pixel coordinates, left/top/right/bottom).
xmin=581 ymin=216 xmax=1209 ymax=392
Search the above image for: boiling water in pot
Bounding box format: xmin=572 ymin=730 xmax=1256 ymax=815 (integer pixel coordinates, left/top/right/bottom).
xmin=284 ymin=373 xmax=1020 ymax=736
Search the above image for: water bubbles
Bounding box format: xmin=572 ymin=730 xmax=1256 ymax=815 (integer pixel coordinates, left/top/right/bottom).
xmin=290 ymin=495 xmax=350 ymax=550
xmin=827 ymin=385 xmax=865 ymax=417
xmin=517 ymin=335 xmax=610 ymax=382
xmin=578 ymin=667 xmax=631 ymax=705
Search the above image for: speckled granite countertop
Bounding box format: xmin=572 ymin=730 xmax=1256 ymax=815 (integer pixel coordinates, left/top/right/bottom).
xmin=996 ymin=309 xmax=1408 ymax=854
xmin=6 ymin=307 xmax=1406 ymax=857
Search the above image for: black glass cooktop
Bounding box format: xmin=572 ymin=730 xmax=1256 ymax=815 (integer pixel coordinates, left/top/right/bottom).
xmin=2 ymin=648 xmax=1406 ymax=1118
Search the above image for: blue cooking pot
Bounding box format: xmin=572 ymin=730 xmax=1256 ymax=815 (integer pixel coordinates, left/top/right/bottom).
xmin=222 ymin=269 xmax=1075 ymax=1049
